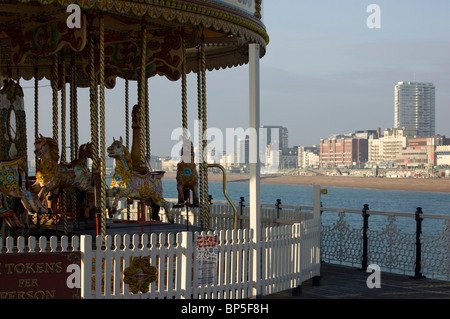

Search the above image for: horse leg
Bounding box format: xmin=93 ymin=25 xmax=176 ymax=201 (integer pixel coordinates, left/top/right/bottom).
xmin=177 ymin=181 xmax=185 ymax=204
xmin=110 ymin=193 xmax=121 ymax=217
xmin=192 ymin=181 xmax=199 ymax=206
xmin=150 ymin=203 xmax=160 ymax=221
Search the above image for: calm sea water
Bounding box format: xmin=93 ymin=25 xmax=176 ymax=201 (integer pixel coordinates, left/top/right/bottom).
xmin=159 ymin=178 xmax=450 ymax=236
xmin=160 ymin=179 xmax=450 ymax=216
xmin=106 ymin=176 xmax=449 ymax=235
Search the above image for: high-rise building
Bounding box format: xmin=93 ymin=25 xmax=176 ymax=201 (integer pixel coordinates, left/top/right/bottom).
xmin=260 ymin=125 xmax=289 ymax=155
xmin=394 ymin=82 xmax=435 ymax=137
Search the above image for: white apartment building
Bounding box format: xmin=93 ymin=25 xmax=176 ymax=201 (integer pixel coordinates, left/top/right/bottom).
xmin=298 ymin=146 xmax=320 ymax=169
xmin=436 ymin=145 xmax=450 ymax=166
xmin=394 ymin=82 xmax=435 ymax=137
xmin=368 ymin=128 xmax=408 ymax=165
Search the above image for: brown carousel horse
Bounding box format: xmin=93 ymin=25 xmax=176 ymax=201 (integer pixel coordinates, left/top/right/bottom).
xmin=107 ymin=137 xmax=173 ymax=223
xmin=0 ymin=157 xmax=50 ymax=230
xmin=176 ymin=141 xmax=199 ymax=207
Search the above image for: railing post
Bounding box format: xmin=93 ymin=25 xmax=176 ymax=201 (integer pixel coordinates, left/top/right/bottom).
xmin=275 ymin=199 xmax=282 ymax=220
xmin=360 ymin=204 xmax=370 ymax=271
xmin=239 ymin=197 xmax=245 ymax=229
xmin=410 ymin=207 xmax=426 ymax=279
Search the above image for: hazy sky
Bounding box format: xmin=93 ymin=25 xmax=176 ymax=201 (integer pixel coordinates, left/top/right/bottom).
xmin=22 ymin=0 xmax=450 ymax=158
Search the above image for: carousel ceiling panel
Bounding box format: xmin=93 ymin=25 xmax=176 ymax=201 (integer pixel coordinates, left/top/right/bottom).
xmin=0 ymin=0 xmax=268 ymax=85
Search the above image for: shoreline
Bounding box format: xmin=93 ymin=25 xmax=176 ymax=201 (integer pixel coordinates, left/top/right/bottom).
xmin=164 ymin=172 xmax=450 ymax=193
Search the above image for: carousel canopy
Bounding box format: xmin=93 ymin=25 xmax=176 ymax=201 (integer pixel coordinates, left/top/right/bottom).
xmin=0 ymin=0 xmax=268 ymax=87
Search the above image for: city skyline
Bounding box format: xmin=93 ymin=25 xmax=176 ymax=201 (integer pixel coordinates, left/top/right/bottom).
xmin=20 ymin=1 xmax=450 ymax=159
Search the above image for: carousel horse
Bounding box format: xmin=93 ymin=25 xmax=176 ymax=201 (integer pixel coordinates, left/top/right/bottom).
xmin=176 ymin=141 xmax=199 ymax=207
xmin=0 ymin=157 xmax=50 ymax=229
xmin=31 ymin=135 xmax=93 ymax=199
xmin=107 ymin=137 xmax=173 ymax=223
xmin=30 ymin=137 xmax=96 ymax=225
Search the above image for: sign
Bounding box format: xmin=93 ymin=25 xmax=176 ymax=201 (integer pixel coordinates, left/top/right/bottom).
xmin=0 ymin=252 xmax=81 ymax=299
xmin=196 ymin=235 xmax=218 ymax=286
xmin=210 ymin=0 xmax=256 ymax=15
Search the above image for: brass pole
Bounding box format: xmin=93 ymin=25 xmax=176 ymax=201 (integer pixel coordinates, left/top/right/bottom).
xmin=99 ymin=14 xmax=107 ymax=239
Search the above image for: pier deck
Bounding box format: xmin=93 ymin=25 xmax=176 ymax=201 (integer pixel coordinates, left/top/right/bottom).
xmin=266 ymin=263 xmax=450 ymax=299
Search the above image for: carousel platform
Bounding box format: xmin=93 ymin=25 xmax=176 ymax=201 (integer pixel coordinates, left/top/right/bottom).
xmin=28 ymin=218 xmax=204 ymax=239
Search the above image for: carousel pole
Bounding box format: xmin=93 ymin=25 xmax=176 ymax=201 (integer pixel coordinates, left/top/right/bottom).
xmin=89 ymin=28 xmax=100 ymax=232
xmin=181 ymin=34 xmax=188 ymax=145
xmin=34 ymin=57 xmax=39 ymax=171
xmin=197 ymin=44 xmax=204 ymax=229
xmin=70 ymin=53 xmax=79 ymax=231
xmin=200 ymin=38 xmax=209 ymax=231
xmin=145 ymin=78 xmax=150 ymax=164
xmin=99 ymin=13 xmax=107 ymax=240
xmin=138 ymin=20 xmax=147 ymax=170
xmin=125 ymin=79 xmax=131 ymax=221
xmin=60 ymin=54 xmax=68 ymax=235
xmin=197 ymin=37 xmax=209 ymax=231
xmin=89 ymin=31 xmax=99 ymax=173
xmin=51 ymin=53 xmax=59 ymax=145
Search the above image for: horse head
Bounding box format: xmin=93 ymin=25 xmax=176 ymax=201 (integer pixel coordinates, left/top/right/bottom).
xmin=107 ymin=137 xmax=125 ymax=159
xmin=78 ymin=141 xmax=94 ymax=160
xmin=34 ymin=134 xmax=60 ymax=162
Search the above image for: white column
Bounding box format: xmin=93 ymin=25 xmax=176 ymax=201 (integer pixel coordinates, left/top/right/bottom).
xmin=313 ymin=185 xmax=322 ymax=219
xmin=249 ymin=43 xmax=261 ymax=297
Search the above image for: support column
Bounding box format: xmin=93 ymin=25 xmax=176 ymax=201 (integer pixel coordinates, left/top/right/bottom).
xmin=249 ymin=43 xmax=261 ymax=297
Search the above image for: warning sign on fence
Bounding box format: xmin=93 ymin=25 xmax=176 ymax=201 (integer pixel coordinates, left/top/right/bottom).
xmin=196 ymin=235 xmax=218 ymax=286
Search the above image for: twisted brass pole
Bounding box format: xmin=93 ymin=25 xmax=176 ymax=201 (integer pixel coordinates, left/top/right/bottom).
xmin=34 ymin=57 xmax=39 ymax=171
xmin=89 ymin=33 xmax=99 ymax=173
xmin=200 ymin=40 xmax=209 ymax=231
xmin=70 ymin=53 xmax=79 ymax=231
xmin=125 ymin=79 xmax=130 ymax=220
xmin=145 ymin=78 xmax=150 ymax=163
xmin=60 ymin=56 xmax=68 ymax=235
xmin=181 ymin=35 xmax=188 ymax=141
xmin=51 ymin=53 xmax=59 ymax=143
xmin=99 ymin=14 xmax=107 ymax=239
xmin=139 ymin=22 xmax=147 ymax=169
xmin=197 ymin=45 xmax=204 ymax=229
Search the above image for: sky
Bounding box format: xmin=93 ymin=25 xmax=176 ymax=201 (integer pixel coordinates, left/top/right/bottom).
xmin=21 ymin=0 xmax=450 ymax=159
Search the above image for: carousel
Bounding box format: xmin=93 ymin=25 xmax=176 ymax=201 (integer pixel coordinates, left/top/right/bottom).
xmin=0 ymin=0 xmax=268 ymax=239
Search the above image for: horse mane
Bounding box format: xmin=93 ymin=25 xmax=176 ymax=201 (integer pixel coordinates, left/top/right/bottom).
xmin=121 ymin=142 xmax=133 ymax=168
xmin=35 ymin=136 xmax=60 ymax=162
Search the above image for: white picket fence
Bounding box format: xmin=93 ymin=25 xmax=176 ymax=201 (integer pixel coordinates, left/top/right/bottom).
xmin=0 ymin=219 xmax=321 ymax=299
xmin=114 ymin=198 xmax=315 ymax=230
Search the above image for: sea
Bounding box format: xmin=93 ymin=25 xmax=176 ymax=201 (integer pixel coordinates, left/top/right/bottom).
xmin=159 ymin=179 xmax=450 ymax=216
xmin=109 ymin=177 xmax=450 ymax=235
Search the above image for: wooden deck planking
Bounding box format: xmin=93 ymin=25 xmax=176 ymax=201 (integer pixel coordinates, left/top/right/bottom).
xmin=265 ymin=263 xmax=450 ymax=299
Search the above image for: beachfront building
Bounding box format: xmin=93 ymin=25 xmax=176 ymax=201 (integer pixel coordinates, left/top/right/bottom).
xmin=298 ymin=146 xmax=320 ymax=169
xmin=319 ymin=137 xmax=368 ymax=168
xmin=436 ymin=145 xmax=450 ymax=166
xmin=368 ymin=128 xmax=408 ymax=166
xmin=394 ymin=82 xmax=436 ymax=137
xmin=396 ymin=136 xmax=450 ymax=167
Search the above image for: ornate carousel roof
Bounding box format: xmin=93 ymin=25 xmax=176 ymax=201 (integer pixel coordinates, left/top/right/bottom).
xmin=0 ymin=0 xmax=268 ymax=87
